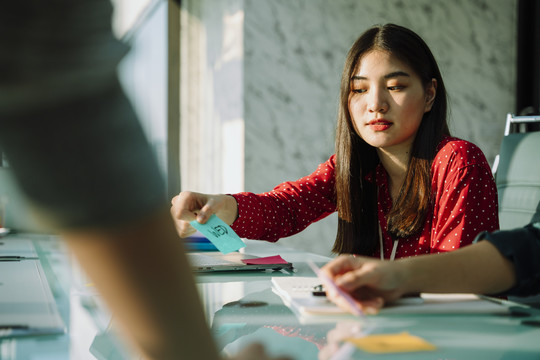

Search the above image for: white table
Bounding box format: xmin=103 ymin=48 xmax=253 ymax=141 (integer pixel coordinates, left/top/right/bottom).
xmin=4 ymin=234 xmax=540 ymax=359
xmin=198 ymin=240 xmax=540 ymax=360
xmin=0 ymin=233 xmax=133 ymax=360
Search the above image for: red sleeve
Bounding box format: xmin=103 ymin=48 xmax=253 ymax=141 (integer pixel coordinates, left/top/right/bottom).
xmin=430 ymin=140 xmax=499 ymax=253
xmin=230 ymin=156 xmax=337 ymax=241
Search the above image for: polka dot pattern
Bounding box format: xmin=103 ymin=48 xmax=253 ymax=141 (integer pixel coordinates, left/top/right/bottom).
xmin=231 ymin=137 xmax=499 ymax=259
xmin=374 ymin=137 xmax=499 ymax=259
xmin=231 ymin=158 xmax=337 ymax=242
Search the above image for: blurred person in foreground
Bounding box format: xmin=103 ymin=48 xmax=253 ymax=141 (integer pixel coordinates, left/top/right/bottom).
xmin=321 ymin=223 xmax=540 ymax=314
xmin=0 ymin=2 xmax=288 ymax=359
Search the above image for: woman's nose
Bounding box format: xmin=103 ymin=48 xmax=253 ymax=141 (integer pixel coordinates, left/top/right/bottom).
xmin=367 ymin=88 xmax=389 ymax=113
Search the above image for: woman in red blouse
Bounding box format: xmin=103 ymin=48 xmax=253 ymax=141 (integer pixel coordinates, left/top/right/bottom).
xmin=171 ymin=24 xmax=499 ymax=259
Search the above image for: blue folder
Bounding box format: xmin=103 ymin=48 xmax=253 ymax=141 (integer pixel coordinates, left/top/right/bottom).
xmin=184 ymin=233 xmax=219 ymax=252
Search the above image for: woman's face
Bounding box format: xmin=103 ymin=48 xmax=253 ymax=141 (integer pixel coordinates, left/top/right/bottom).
xmin=348 ymin=50 xmax=436 ymax=152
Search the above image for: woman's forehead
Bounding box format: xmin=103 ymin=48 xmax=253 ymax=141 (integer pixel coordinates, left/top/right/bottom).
xmin=352 ymin=50 xmax=417 ymax=80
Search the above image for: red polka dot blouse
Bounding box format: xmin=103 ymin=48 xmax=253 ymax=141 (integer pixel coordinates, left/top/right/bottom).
xmin=231 ymin=136 xmax=499 ymax=259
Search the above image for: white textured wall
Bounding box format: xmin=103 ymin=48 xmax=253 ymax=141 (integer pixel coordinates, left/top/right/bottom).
xmin=243 ymin=0 xmax=517 ymax=256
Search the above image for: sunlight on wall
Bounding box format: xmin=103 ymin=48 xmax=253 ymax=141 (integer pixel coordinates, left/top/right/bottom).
xmin=180 ymin=1 xmax=245 ymax=194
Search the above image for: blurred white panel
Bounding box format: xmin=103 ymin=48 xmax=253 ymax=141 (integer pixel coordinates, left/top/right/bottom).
xmin=111 ymin=0 xmax=156 ymax=38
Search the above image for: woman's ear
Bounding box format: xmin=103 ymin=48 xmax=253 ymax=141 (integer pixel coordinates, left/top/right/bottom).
xmin=424 ymin=78 xmax=437 ymax=112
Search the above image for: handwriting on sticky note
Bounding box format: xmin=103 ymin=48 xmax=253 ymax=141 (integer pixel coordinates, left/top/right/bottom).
xmin=345 ymin=332 xmax=436 ymax=353
xmin=241 ymin=255 xmax=288 ymax=265
xmin=190 ymin=214 xmax=245 ymax=254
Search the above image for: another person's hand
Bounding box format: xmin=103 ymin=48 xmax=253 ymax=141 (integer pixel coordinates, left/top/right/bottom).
xmin=170 ymin=191 xmax=238 ymax=237
xmin=318 ymin=321 xmax=365 ymax=360
xmin=320 ymin=255 xmax=407 ymax=314
xmin=227 ymin=343 xmax=292 ymax=360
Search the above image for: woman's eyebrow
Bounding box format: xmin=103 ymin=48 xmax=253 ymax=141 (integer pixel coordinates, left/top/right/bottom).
xmin=351 ymin=71 xmax=411 ymax=81
xmin=384 ymin=71 xmax=410 ymax=79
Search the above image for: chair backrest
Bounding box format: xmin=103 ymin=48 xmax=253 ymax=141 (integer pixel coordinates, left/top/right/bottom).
xmin=503 ymin=112 xmax=540 ymax=135
xmin=495 ymin=113 xmax=540 ymax=230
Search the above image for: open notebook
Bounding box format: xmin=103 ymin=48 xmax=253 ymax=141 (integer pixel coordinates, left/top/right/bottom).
xmin=187 ymin=252 xmax=294 ymax=273
xmin=272 ymin=276 xmax=510 ymax=321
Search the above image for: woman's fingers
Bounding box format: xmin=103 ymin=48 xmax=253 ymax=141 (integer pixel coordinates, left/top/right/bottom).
xmin=170 ymin=192 xmax=211 ymax=237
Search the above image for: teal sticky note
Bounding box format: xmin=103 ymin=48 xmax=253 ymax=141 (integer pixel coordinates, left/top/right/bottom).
xmin=190 ymin=214 xmax=245 ymax=254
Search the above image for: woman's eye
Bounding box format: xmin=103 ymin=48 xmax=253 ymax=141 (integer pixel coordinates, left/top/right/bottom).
xmin=351 ymin=89 xmax=367 ymax=94
xmin=388 ymin=85 xmax=404 ymax=91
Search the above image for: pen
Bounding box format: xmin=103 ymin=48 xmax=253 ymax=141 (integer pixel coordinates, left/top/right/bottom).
xmin=307 ymin=260 xmax=364 ymax=316
xmin=0 ymin=256 xmax=38 ymax=261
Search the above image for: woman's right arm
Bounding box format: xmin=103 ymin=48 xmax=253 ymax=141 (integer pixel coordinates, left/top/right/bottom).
xmin=171 ymin=156 xmax=338 ymax=241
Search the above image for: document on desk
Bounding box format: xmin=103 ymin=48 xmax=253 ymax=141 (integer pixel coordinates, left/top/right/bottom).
xmin=271 ymin=277 xmax=349 ymax=318
xmin=0 ymin=259 xmax=65 ymax=337
xmin=271 ymin=277 xmax=509 ymax=320
xmin=0 ymin=237 xmax=39 ymax=258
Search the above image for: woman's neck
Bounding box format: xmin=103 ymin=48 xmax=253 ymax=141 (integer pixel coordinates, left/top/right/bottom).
xmin=377 ymin=144 xmax=412 ymax=201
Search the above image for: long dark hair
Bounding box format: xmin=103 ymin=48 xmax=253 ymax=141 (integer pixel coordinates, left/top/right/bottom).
xmin=333 ymin=24 xmax=450 ymax=255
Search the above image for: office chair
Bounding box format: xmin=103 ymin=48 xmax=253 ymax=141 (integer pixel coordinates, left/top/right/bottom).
xmin=494 ymin=113 xmax=540 ymax=230
xmin=493 ymin=113 xmax=540 ymax=307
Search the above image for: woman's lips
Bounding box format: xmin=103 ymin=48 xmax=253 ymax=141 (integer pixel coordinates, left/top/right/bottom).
xmin=368 ymin=120 xmax=392 ymax=131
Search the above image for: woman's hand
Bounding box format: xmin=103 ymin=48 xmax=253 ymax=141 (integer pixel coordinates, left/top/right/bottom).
xmin=320 ymin=255 xmax=408 ymax=314
xmin=170 ymin=191 xmax=238 ymax=237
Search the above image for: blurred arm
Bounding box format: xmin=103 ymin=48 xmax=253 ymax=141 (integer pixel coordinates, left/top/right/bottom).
xmin=63 ymin=209 xmax=220 ymax=359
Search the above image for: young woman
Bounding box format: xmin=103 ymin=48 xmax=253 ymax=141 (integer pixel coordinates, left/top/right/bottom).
xmin=171 ymin=24 xmax=499 ymax=259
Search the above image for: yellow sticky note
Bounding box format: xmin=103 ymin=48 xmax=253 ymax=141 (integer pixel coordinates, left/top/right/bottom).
xmin=346 ymin=332 xmax=437 ymax=353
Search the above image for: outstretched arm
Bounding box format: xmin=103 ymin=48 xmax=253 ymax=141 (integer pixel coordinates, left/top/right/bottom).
xmin=63 ymin=209 xmax=221 ymax=359
xmin=322 ymin=239 xmax=516 ymax=314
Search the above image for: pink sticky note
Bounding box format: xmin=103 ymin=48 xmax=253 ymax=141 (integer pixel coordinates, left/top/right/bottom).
xmin=241 ymin=255 xmax=288 ymax=265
